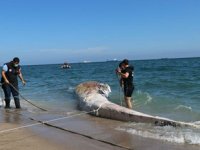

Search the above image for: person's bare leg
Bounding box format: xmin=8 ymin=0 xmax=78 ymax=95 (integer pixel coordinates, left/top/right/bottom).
xmin=124 ymin=97 xmax=132 ymax=109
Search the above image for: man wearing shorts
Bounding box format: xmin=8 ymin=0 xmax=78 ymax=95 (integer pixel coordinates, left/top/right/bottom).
xmin=117 ymin=59 xmax=134 ymax=109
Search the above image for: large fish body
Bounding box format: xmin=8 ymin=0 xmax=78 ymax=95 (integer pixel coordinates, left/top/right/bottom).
xmin=75 ymin=81 xmax=199 ymax=128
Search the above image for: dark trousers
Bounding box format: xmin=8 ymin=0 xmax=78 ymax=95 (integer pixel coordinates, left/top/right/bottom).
xmin=2 ymin=84 xmax=20 ymax=108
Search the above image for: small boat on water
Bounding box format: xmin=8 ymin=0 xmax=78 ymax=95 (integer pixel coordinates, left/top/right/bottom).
xmin=75 ymin=81 xmax=200 ymax=128
xmin=61 ymin=62 xmax=71 ymax=69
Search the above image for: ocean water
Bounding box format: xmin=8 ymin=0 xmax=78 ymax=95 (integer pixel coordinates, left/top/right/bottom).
xmin=1 ymin=57 xmax=200 ymax=145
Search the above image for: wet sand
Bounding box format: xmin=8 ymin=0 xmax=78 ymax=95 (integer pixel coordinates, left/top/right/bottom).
xmin=0 ymin=106 xmax=199 ymax=150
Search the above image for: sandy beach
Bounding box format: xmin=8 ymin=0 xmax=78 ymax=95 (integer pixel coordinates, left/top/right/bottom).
xmin=0 ymin=105 xmax=200 ymax=150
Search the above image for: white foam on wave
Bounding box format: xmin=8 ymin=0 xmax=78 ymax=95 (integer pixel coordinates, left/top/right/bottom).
xmin=184 ymin=132 xmax=200 ymax=144
xmin=144 ymin=92 xmax=152 ymax=105
xmin=67 ymin=86 xmax=75 ymax=92
xmin=134 ymin=90 xmax=153 ymax=107
xmin=175 ymin=105 xmax=192 ymax=111
xmin=193 ymin=121 xmax=200 ymax=125
xmin=116 ymin=123 xmax=200 ymax=145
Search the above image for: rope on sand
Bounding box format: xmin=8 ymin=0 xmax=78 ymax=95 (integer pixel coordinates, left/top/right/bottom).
xmin=0 ymin=83 xmax=133 ymax=149
xmin=0 ymin=110 xmax=94 ymax=134
xmin=0 ymin=108 xmax=133 ymax=150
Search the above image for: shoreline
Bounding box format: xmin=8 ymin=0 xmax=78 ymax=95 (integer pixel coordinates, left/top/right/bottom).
xmin=0 ymin=106 xmax=200 ymax=150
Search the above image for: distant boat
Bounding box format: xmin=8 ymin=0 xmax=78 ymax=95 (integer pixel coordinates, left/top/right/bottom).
xmin=106 ymin=58 xmax=118 ymax=62
xmin=61 ymin=62 xmax=71 ymax=69
xmin=83 ymin=60 xmax=91 ymax=63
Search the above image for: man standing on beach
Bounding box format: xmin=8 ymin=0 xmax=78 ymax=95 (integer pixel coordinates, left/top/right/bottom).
xmin=116 ymin=59 xmax=134 ymax=109
xmin=1 ymin=57 xmax=26 ymax=109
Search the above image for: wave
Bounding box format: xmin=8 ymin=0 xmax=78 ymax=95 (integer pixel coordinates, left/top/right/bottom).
xmin=144 ymin=93 xmax=152 ymax=105
xmin=134 ymin=90 xmax=153 ymax=107
xmin=117 ymin=123 xmax=200 ymax=145
xmin=193 ymin=121 xmax=200 ymax=125
xmin=175 ymin=105 xmax=192 ymax=112
xmin=66 ymin=86 xmax=75 ymax=92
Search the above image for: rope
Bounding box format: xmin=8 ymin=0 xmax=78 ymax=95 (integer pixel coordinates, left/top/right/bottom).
xmin=0 ymin=112 xmax=78 ymax=134
xmin=0 ymin=100 xmax=108 ymax=135
xmin=41 ymin=120 xmax=133 ymax=150
xmin=0 ymin=107 xmax=133 ymax=150
xmin=0 ymin=109 xmax=96 ymax=134
xmin=0 ymin=122 xmax=42 ymax=134
xmin=9 ymin=83 xmax=47 ymax=111
xmin=94 ymin=102 xmax=107 ymax=116
xmin=0 ymin=81 xmax=132 ymax=148
xmin=116 ymin=74 xmax=123 ymax=106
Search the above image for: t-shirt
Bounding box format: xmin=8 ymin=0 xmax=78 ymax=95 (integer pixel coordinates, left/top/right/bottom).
xmin=122 ymin=65 xmax=134 ymax=87
xmin=2 ymin=64 xmax=8 ymax=72
xmin=1 ymin=62 xmax=21 ymax=85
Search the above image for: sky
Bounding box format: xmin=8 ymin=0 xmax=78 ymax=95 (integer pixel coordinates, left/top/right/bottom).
xmin=0 ymin=0 xmax=200 ymax=65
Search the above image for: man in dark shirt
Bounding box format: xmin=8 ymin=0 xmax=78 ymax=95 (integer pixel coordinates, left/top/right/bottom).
xmin=117 ymin=59 xmax=134 ymax=109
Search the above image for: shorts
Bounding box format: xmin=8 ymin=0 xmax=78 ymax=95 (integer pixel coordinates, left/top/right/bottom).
xmin=124 ymin=85 xmax=134 ymax=97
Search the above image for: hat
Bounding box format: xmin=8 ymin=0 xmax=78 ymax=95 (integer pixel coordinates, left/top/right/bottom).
xmin=13 ymin=57 xmax=20 ymax=63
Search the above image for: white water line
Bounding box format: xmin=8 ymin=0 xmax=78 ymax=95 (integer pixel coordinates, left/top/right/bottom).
xmin=0 ymin=88 xmax=4 ymax=107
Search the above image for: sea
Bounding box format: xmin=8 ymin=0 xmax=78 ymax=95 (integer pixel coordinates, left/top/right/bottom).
xmin=1 ymin=57 xmax=200 ymax=145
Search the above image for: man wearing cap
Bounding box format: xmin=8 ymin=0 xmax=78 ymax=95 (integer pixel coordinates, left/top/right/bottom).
xmin=1 ymin=57 xmax=26 ymax=109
